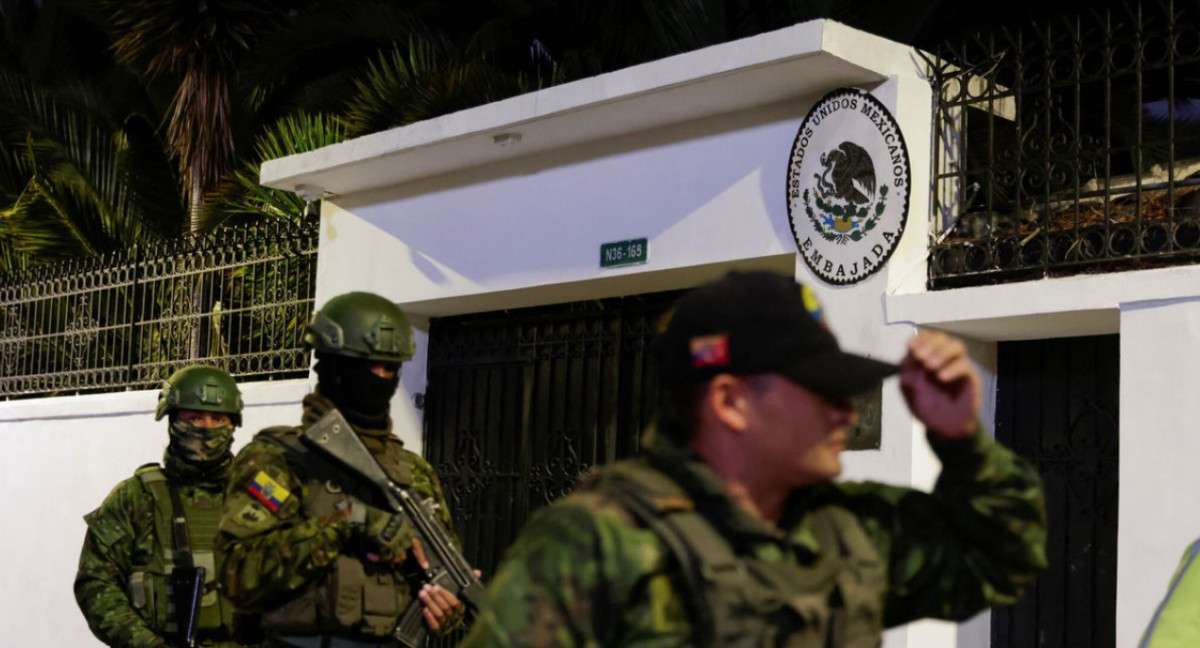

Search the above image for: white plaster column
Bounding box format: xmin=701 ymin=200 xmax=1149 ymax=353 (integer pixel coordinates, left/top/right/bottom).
xmin=1117 ymin=296 xmax=1200 ymax=647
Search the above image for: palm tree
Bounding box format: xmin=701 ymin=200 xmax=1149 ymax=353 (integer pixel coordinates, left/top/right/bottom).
xmin=100 ymin=0 xmax=292 ymax=233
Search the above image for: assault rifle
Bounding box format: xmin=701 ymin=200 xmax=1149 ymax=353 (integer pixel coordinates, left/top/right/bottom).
xmin=168 ymin=566 xmax=205 ymax=648
xmin=166 ymin=486 xmax=205 ymax=648
xmin=303 ymin=410 xmax=486 ymax=648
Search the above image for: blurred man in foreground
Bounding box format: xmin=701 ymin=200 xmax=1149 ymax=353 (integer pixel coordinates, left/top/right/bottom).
xmin=462 ymin=270 xmax=1047 ymax=648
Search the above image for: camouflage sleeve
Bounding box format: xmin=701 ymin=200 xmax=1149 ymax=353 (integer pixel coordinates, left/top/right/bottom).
xmin=1139 ymin=538 xmax=1200 ymax=648
xmin=842 ymin=427 xmax=1048 ymax=626
xmin=214 ymin=437 xmax=353 ymax=611
xmin=73 ymin=479 xmax=169 ymax=648
xmin=406 ymin=451 xmax=459 ymax=543
xmin=461 ymin=498 xmax=686 ymax=648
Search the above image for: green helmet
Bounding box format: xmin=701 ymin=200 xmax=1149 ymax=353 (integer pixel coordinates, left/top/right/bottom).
xmin=304 ymin=291 xmax=415 ymax=362
xmin=155 ymin=365 xmax=244 ymax=426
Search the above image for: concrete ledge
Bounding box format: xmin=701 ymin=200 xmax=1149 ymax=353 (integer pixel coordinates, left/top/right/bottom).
xmin=261 ymin=20 xmax=920 ymax=197
xmin=397 ymin=255 xmax=795 ymax=317
xmin=885 ymin=264 xmax=1200 ymax=340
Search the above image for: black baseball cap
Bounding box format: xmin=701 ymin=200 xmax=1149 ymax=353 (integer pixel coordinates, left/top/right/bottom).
xmin=652 ymin=271 xmax=899 ymax=396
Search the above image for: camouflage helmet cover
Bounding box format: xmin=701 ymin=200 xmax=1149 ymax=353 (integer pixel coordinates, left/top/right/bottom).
xmin=154 ymin=365 xmax=244 ymax=425
xmin=304 ymin=291 xmax=415 ymax=362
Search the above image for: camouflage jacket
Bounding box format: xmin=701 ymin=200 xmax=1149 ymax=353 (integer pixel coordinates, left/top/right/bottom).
xmin=214 ymin=394 xmax=457 ymax=637
xmin=461 ymin=428 xmax=1047 ymax=648
xmin=1139 ymin=537 xmax=1200 ymax=647
xmin=75 ymin=450 xmax=245 ymax=648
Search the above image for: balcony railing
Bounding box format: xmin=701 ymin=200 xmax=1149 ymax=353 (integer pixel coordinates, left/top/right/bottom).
xmin=0 ymin=216 xmax=318 ymax=398
xmin=925 ymin=1 xmax=1200 ymax=289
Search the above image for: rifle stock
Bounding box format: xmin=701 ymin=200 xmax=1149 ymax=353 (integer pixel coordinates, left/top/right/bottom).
xmin=302 ymin=410 xmax=486 ymax=646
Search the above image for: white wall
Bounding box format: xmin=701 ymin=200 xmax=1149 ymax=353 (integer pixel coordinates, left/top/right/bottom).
xmin=319 ymin=97 xmax=805 ymax=309
xmin=318 ymin=85 xmax=934 ymax=470
xmin=1117 ymin=296 xmax=1200 ymax=647
xmin=0 ymin=379 xmax=309 ymax=648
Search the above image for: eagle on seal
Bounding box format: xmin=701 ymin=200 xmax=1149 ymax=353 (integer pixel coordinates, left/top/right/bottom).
xmin=817 ymin=142 xmax=876 ymax=205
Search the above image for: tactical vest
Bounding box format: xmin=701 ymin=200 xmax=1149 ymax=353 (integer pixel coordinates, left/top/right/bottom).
xmin=131 ymin=464 xmax=233 ymax=639
xmin=255 ymin=426 xmax=418 ymax=638
xmin=593 ymin=461 xmax=886 ymax=648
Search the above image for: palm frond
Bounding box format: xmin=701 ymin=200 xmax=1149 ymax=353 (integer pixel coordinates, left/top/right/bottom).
xmin=341 ymin=38 xmax=530 ymax=137
xmin=0 ymin=176 xmax=95 ymax=268
xmin=0 ymin=143 xmax=33 ymax=203
xmin=24 ymin=172 xmax=106 ymax=255
xmin=0 ymin=65 xmax=184 ymax=264
xmin=239 ymin=0 xmax=426 ymax=117
xmin=253 ymin=112 xmax=348 ymax=162
xmin=201 ymin=112 xmax=345 ymax=231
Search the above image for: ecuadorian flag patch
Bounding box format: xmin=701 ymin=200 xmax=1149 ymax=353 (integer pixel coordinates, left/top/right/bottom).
xmin=690 ymin=334 xmax=730 ymax=368
xmin=247 ymin=471 xmax=290 ymax=512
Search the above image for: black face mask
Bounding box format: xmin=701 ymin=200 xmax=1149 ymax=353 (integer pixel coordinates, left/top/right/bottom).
xmin=314 ymin=354 xmax=400 ymax=428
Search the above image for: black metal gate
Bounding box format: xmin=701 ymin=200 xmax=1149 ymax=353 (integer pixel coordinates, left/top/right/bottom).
xmin=992 ymin=335 xmax=1119 ymax=648
xmin=423 ymin=290 xmax=682 ymax=581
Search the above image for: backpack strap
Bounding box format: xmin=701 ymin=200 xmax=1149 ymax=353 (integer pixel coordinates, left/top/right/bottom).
xmin=135 ymin=464 xmax=176 ymax=565
xmin=598 ymin=462 xmax=747 ymax=648
xmin=135 ymin=464 xmax=197 ymax=566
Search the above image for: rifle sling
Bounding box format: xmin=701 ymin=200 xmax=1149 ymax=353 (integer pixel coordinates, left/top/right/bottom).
xmin=167 ymin=482 xmax=196 ymax=570
xmin=604 ymin=476 xmax=716 ymax=648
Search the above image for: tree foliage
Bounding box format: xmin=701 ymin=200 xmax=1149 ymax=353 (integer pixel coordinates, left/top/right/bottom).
xmin=0 ymin=0 xmax=1138 ymax=272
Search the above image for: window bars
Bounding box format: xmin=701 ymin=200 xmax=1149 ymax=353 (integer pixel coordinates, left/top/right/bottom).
xmin=925 ymin=0 xmax=1200 ymax=289
xmin=0 ymin=216 xmax=318 ymax=398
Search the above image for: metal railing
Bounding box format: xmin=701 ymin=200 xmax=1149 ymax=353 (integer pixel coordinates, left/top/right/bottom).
xmin=0 ymin=216 xmax=318 ymax=397
xmin=925 ymin=1 xmax=1200 ymax=289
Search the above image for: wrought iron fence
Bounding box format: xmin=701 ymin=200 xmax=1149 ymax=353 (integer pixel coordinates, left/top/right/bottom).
xmin=925 ymin=1 xmax=1200 ymax=288
xmin=0 ymin=216 xmax=318 ymax=397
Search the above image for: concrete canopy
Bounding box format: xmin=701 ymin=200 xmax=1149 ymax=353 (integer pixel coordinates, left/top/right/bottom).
xmin=261 ymin=20 xmax=922 ymax=199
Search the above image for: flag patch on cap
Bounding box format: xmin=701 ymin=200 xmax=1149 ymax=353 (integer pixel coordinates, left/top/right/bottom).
xmin=690 ymin=334 xmax=730 ymax=368
xmin=247 ymin=470 xmax=290 ymax=513
xmin=800 ymin=285 xmax=824 ymax=323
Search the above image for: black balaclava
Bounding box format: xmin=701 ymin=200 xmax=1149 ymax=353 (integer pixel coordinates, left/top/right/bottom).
xmin=313 ymin=352 xmax=400 ymax=429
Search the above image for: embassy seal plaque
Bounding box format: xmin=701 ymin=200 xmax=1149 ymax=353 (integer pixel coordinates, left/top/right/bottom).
xmin=786 ymin=88 xmax=911 ymax=285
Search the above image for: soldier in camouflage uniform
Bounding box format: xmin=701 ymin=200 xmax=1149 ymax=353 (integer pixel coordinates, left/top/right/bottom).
xmin=462 ymin=271 xmax=1048 ymax=648
xmin=215 ymin=291 xmax=465 ymax=648
xmin=75 ymin=365 xmax=250 ymax=648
